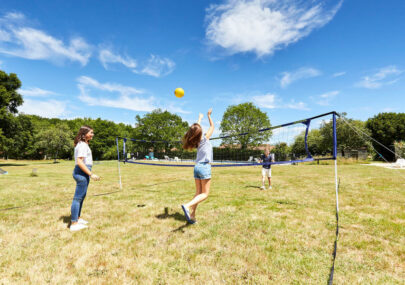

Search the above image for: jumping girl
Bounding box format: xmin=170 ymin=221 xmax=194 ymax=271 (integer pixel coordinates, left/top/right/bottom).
xmin=181 ymin=108 xmax=214 ymax=224
xmin=70 ymin=126 xmax=100 ymax=232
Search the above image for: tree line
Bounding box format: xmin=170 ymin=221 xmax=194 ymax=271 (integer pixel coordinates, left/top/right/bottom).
xmin=1 ymin=70 xmax=404 ymax=161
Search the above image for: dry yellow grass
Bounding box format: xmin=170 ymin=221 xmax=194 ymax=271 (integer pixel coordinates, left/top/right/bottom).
xmin=0 ymin=159 xmax=404 ymax=284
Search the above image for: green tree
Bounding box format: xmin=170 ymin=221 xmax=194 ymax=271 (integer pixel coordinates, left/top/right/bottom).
xmin=272 ymin=142 xmax=289 ymax=161
xmin=135 ymin=109 xmax=189 ymax=153
xmin=394 ymin=141 xmax=405 ymax=159
xmin=220 ymin=102 xmax=271 ymax=149
xmin=37 ymin=124 xmax=73 ymax=162
xmin=366 ymin=112 xmax=405 ymax=161
xmin=0 ymin=70 xmax=23 ymax=115
xmin=89 ymin=118 xmax=121 ymax=160
xmin=0 ymin=70 xmax=23 ymax=158
xmin=319 ymin=114 xmax=370 ymax=156
xmin=9 ymin=114 xmax=36 ymax=159
xmin=290 ymin=129 xmax=325 ymax=158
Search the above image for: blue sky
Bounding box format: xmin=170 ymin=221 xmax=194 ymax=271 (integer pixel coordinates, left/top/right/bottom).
xmin=1 ymin=0 xmax=404 ymax=137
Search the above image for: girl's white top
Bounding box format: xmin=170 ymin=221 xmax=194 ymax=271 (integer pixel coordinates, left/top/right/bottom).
xmin=74 ymin=141 xmax=93 ymax=165
xmin=196 ymin=136 xmax=213 ymax=163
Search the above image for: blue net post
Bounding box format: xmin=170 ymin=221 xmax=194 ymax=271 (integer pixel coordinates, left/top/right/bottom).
xmin=116 ymin=137 xmax=122 ymax=189
xmin=303 ymin=119 xmax=312 ymax=159
xmin=332 ymin=113 xmax=337 ymax=159
xmin=116 ymin=137 xmax=120 ymax=162
xmin=328 ymin=112 xmax=339 ymax=284
xmin=123 ymin=138 xmax=127 ymax=163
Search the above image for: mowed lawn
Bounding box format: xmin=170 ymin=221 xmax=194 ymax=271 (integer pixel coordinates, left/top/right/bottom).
xmin=0 ymin=160 xmax=404 ymax=284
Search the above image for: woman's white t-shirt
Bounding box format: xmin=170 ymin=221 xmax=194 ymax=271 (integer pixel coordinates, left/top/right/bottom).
xmin=74 ymin=141 xmax=93 ymax=165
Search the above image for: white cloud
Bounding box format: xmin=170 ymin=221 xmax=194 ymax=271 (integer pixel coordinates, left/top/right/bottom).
xmin=78 ymin=76 xmax=143 ymax=95
xmin=206 ymin=0 xmax=342 ymax=57
xmin=135 ymin=55 xmax=176 ymax=77
xmin=99 ymin=48 xmax=137 ymax=69
xmin=284 ymin=99 xmax=309 ymax=110
xmin=19 ymin=87 xmax=57 ymax=97
xmin=0 ymin=12 xmax=175 ymax=75
xmin=252 ymin=93 xmax=277 ymax=109
xmin=19 ymin=99 xmax=67 ymax=118
xmin=99 ymin=50 xmax=175 ymax=77
xmin=163 ymin=102 xmax=191 ymax=115
xmin=0 ymin=12 xmax=92 ymax=65
xmin=356 ymin=65 xmax=402 ymax=89
xmin=77 ymin=76 xmax=189 ymax=114
xmin=332 ymin=71 xmax=346 ymax=77
xmin=0 ymin=30 xmax=11 ymax=41
xmin=77 ymin=76 xmax=154 ymax=112
xmin=280 ymin=67 xmax=321 ymax=87
xmin=320 ymin=90 xmax=339 ymax=98
xmin=79 ymin=91 xmax=156 ymax=112
xmin=4 ymin=12 xmax=25 ymax=21
xmin=382 ymin=107 xmax=397 ymax=112
xmin=252 ymin=92 xmax=308 ymax=110
xmin=316 ymin=90 xmax=339 ymax=106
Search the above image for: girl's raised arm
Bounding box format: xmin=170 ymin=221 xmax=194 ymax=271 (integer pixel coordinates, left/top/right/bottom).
xmin=205 ymin=108 xmax=214 ymax=139
xmin=197 ymin=113 xmax=203 ymax=125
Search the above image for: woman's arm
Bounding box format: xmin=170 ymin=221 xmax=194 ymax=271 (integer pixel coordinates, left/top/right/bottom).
xmin=197 ymin=113 xmax=203 ymax=125
xmin=77 ymin=157 xmax=99 ymax=180
xmin=205 ymin=108 xmax=214 ymax=139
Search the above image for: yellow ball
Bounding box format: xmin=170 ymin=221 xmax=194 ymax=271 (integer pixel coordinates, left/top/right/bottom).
xmin=174 ymin=87 xmax=184 ymax=98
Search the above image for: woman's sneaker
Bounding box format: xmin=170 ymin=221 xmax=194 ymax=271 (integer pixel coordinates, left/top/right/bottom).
xmin=78 ymin=218 xmax=89 ymax=225
xmin=70 ymin=223 xmax=88 ymax=232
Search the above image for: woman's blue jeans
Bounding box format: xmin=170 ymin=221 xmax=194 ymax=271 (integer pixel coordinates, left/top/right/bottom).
xmin=71 ymin=165 xmax=92 ymax=222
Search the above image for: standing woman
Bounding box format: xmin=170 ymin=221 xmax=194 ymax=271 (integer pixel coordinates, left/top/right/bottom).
xmin=181 ymin=108 xmax=214 ymax=224
xmin=70 ymin=126 xmax=100 ymax=232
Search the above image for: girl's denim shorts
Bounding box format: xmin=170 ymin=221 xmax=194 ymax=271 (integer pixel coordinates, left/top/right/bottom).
xmin=194 ymin=162 xmax=211 ymax=180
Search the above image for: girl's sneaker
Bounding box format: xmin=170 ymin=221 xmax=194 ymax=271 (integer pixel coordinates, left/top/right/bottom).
xmin=78 ymin=218 xmax=89 ymax=225
xmin=181 ymin=205 xmax=192 ymax=223
xmin=268 ymin=186 xmax=272 ymax=190
xmin=70 ymin=223 xmax=88 ymax=232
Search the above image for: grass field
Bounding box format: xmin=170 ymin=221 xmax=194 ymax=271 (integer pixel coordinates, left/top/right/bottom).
xmin=0 ymin=159 xmax=404 ymax=284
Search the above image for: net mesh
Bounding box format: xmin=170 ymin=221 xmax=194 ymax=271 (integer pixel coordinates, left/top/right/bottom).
xmin=118 ymin=112 xmax=337 ymax=167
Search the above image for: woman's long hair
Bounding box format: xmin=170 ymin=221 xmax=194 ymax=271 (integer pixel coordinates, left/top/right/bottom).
xmin=74 ymin=126 xmax=93 ymax=146
xmin=183 ymin=123 xmax=202 ymax=150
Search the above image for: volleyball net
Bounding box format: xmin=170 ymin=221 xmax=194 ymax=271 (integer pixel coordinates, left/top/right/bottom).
xmin=116 ymin=111 xmax=338 ymax=167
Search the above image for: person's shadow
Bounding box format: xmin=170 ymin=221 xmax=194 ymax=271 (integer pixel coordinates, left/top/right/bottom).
xmin=156 ymin=207 xmax=187 ymax=222
xmin=244 ymin=185 xmax=262 ymax=189
xmin=156 ymin=207 xmax=192 ymax=232
xmin=172 ymin=224 xmax=191 ymax=233
xmin=59 ymin=215 xmax=71 ymax=228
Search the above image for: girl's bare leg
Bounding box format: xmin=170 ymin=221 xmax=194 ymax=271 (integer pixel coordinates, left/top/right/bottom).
xmin=190 ymin=179 xmax=203 ymax=220
xmin=185 ymin=179 xmax=211 ymax=218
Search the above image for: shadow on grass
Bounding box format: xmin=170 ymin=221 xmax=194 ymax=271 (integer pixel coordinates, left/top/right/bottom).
xmin=0 ymin=163 xmax=27 ymax=167
xmin=275 ymin=200 xmax=296 ymax=205
xmin=0 ymin=205 xmax=24 ymax=211
xmin=0 ymin=161 xmax=64 ymax=167
xmin=138 ymin=179 xmax=186 ymax=189
xmin=59 ymin=215 xmax=71 ymax=228
xmin=244 ymin=185 xmax=262 ymax=189
xmin=172 ymin=223 xmax=192 ymax=233
xmin=156 ymin=207 xmax=186 ymax=222
xmin=92 ymin=190 xmax=122 ymax=197
xmin=31 ymin=162 xmax=65 ymax=165
xmin=156 ymin=207 xmax=193 ymax=233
